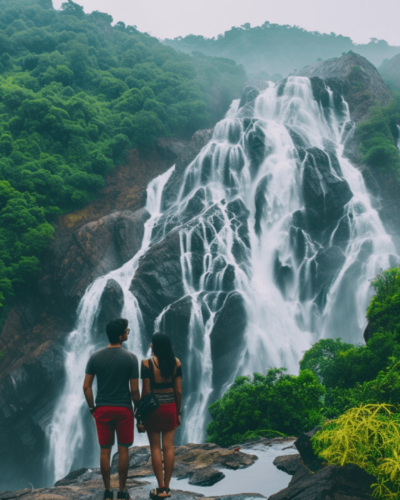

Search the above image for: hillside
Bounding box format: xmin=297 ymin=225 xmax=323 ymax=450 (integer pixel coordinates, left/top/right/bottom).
xmin=380 ymin=53 xmax=400 ymax=92
xmin=0 ymin=0 xmax=245 ymax=321
xmin=164 ymin=23 xmax=400 ymax=79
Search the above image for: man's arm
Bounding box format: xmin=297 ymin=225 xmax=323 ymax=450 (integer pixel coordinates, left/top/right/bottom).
xmin=83 ymin=373 xmax=95 ymax=410
xmin=130 ymin=378 xmax=140 ymax=407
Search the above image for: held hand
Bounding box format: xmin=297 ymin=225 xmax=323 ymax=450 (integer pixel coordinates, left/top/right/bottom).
xmin=177 ymin=415 xmax=182 ymax=427
xmin=137 ymin=423 xmax=146 ymax=433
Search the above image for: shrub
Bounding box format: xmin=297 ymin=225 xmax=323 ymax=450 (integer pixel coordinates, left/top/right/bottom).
xmin=312 ymin=404 xmax=400 ymax=499
xmin=206 ymin=368 xmax=325 ymax=446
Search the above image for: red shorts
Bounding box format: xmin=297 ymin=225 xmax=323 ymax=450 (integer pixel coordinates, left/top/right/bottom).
xmin=94 ymin=406 xmax=134 ymax=448
xmin=144 ymin=403 xmax=177 ymax=432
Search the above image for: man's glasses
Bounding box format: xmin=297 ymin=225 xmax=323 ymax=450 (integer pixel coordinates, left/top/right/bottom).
xmin=125 ymin=328 xmax=130 ymax=335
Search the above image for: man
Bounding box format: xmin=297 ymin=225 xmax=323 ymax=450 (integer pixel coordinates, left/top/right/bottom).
xmin=83 ymin=318 xmax=140 ymax=500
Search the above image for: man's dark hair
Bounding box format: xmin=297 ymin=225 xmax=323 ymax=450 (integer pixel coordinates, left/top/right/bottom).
xmin=106 ymin=318 xmax=128 ymax=344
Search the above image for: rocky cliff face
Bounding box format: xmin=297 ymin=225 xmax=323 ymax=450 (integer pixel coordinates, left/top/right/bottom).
xmin=0 ymin=135 xmax=210 ymax=491
xmin=298 ymin=53 xmax=391 ymax=122
xmin=299 ymin=53 xmax=400 ymax=246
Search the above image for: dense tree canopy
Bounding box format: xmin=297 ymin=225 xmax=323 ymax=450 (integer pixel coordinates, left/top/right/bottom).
xmin=0 ymin=0 xmax=246 ymax=318
xmin=206 ymin=368 xmax=325 ymax=446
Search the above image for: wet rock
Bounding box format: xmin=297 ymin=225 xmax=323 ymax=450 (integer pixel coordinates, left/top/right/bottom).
xmin=294 ymin=428 xmax=323 ymax=473
xmin=273 ymin=455 xmax=302 ymax=476
xmin=56 ymin=208 xmax=150 ymax=301
xmin=302 ymin=147 xmax=352 ymax=233
xmin=182 ymin=188 xmax=207 ymax=221
xmin=254 ymin=174 xmax=271 ymax=235
xmin=189 ymin=469 xmax=225 ymax=486
xmin=245 ymin=123 xmax=266 ymax=178
xmin=96 ymin=279 xmax=124 ymax=335
xmin=210 ymin=292 xmax=247 ymax=398
xmin=238 ymin=80 xmax=269 ymax=109
xmin=269 ymin=463 xmax=375 ymax=500
xmin=129 ymin=229 xmax=183 ymax=335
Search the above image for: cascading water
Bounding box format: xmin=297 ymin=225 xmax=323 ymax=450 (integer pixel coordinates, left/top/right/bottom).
xmin=46 ymin=76 xmax=398 ymax=483
xmin=46 ymin=167 xmax=174 ymax=485
xmin=154 ymin=76 xmax=398 ymax=441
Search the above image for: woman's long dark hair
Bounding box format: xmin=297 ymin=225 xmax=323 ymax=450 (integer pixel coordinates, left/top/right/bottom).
xmin=152 ymin=332 xmax=176 ymax=380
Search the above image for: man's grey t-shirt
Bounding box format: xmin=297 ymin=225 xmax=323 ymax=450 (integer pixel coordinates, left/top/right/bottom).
xmin=85 ymin=347 xmax=139 ymax=409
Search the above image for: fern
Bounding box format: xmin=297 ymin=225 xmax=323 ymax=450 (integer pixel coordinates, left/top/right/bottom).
xmin=312 ymin=404 xmax=400 ymax=498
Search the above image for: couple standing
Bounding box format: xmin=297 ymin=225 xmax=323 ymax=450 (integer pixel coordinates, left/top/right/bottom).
xmin=83 ymin=318 xmax=182 ymax=500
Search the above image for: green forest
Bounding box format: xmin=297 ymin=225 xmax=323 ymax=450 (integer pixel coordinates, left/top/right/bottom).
xmin=207 ymin=267 xmax=400 ymax=498
xmin=0 ymin=0 xmax=245 ymax=317
xmin=164 ymin=23 xmax=400 ymax=79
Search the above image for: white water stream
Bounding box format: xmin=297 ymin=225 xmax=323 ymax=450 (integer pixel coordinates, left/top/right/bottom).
xmin=46 ymin=77 xmax=398 ymax=484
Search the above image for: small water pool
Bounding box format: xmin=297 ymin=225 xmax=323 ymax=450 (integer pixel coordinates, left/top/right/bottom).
xmin=147 ymin=443 xmax=297 ymax=498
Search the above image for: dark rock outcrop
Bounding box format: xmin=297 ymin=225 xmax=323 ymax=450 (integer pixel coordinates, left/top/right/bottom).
xmin=96 ymin=279 xmax=125 ymax=336
xmin=294 ymin=428 xmax=323 ymax=473
xmin=273 ymin=455 xmax=302 ymax=476
xmin=269 ymin=462 xmax=375 ymax=500
xmin=238 ymin=80 xmax=270 ymax=109
xmin=298 ymin=54 xmax=400 ymax=249
xmin=298 ymin=53 xmax=391 ymax=122
xmin=129 ymin=229 xmax=184 ymax=335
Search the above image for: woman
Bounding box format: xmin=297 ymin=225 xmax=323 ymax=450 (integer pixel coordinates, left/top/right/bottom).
xmin=139 ymin=332 xmax=182 ymax=499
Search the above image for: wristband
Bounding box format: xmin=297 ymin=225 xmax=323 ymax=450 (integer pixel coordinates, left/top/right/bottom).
xmin=89 ymin=407 xmax=96 ymax=414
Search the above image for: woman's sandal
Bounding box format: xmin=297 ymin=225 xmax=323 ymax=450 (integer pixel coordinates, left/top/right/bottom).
xmin=150 ymin=487 xmax=171 ymax=499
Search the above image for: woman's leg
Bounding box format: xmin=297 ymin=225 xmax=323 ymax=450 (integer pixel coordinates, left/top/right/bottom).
xmin=147 ymin=430 xmax=164 ymax=488
xmin=162 ymin=430 xmax=175 ymax=489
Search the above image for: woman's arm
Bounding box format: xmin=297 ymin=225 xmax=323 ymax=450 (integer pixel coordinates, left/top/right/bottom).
xmin=174 ymin=359 xmax=182 ymax=426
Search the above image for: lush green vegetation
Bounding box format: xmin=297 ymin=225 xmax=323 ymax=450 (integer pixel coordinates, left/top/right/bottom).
xmin=165 ymin=23 xmax=400 ymax=79
xmin=207 ymin=267 xmax=400 ymax=455
xmin=356 ymin=93 xmax=400 ymax=173
xmin=206 ymin=368 xmax=325 ymax=446
xmin=0 ymin=0 xmax=245 ymax=317
xmin=313 ymin=404 xmax=400 ymax=499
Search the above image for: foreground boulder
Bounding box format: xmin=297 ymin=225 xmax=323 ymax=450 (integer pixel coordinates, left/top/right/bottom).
xmin=111 ymin=442 xmax=257 ymax=486
xmin=269 ymin=462 xmax=375 ymax=500
xmin=0 ymin=442 xmax=261 ymax=499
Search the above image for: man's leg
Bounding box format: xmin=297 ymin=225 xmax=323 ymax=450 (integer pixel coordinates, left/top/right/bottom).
xmin=115 ymin=408 xmax=134 ymax=495
xmin=93 ymin=407 xmax=115 ymax=496
xmin=100 ymin=447 xmax=112 ymax=491
xmin=118 ymin=446 xmax=129 ymax=492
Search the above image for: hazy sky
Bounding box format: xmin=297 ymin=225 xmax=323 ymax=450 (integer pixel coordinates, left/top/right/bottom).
xmin=52 ymin=0 xmax=400 ymax=46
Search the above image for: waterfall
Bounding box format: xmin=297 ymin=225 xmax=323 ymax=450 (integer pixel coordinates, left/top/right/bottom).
xmin=46 ymin=167 xmax=174 ymax=485
xmin=46 ymin=76 xmax=398 ymax=483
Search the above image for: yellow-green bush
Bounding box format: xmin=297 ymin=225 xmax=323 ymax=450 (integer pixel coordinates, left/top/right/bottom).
xmin=312 ymin=404 xmax=400 ymax=498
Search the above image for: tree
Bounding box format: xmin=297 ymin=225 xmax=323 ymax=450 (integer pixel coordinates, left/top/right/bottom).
xmin=61 ymin=0 xmax=85 ymax=19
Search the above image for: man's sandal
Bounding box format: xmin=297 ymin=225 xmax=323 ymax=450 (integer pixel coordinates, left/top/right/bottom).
xmin=104 ymin=490 xmax=114 ymax=500
xmin=150 ymin=487 xmax=170 ymax=499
